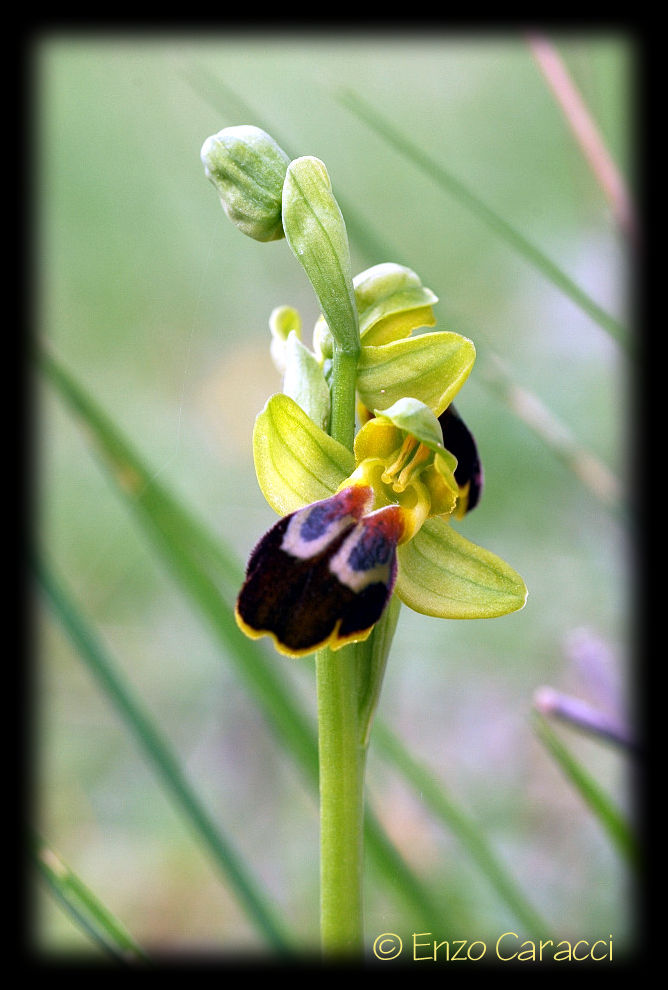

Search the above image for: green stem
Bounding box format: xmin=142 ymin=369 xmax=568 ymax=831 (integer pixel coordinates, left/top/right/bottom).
xmin=316 ymin=336 xmax=367 ymax=958
xmin=316 ymin=644 xmax=367 ymax=956
xmin=329 ymin=345 xmax=360 ymax=451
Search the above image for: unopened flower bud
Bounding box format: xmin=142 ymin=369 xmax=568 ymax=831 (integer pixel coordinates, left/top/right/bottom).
xmin=201 ymin=125 xmax=290 ymax=242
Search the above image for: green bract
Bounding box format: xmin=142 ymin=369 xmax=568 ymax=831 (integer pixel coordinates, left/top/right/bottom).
xmin=268 ymin=306 xmax=330 ymax=435
xmin=200 ymin=125 xmax=290 ymax=242
xmin=282 ymin=157 xmax=359 ymax=354
xmin=252 ymin=393 xmax=527 ymax=620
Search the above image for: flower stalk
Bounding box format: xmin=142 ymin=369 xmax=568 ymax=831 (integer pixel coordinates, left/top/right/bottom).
xmin=202 ymin=124 xmax=527 ymax=960
xmin=316 ymin=642 xmax=367 ymax=954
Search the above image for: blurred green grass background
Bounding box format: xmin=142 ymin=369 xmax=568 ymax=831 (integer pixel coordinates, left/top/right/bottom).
xmin=34 ymin=30 xmax=635 ymax=959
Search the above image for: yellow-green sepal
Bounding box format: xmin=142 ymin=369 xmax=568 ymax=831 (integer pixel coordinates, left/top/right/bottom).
xmin=396 ymin=517 xmax=528 ymax=619
xmin=354 ymin=263 xmax=438 ymax=345
xmin=357 ymin=331 xmax=476 ymax=417
xmin=253 ymin=393 xmax=353 ymax=515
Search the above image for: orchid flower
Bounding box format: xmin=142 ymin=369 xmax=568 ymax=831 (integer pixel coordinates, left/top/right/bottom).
xmin=236 ymin=264 xmax=527 ymax=657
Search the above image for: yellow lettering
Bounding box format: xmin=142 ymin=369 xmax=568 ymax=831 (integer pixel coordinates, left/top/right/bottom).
xmin=572 ymin=940 xmax=589 ymax=962
xmin=451 ymin=940 xmax=467 ymax=961
xmin=413 ymin=933 xmax=432 ymax=960
xmin=517 ymin=941 xmax=537 ymax=962
xmin=553 ymin=940 xmax=573 ymax=962
xmin=496 ymin=932 xmax=518 ymax=961
xmin=468 ymin=940 xmax=487 ymax=961
xmin=538 ymin=939 xmax=554 ymax=960
xmin=590 ymin=939 xmax=608 ymax=961
xmin=432 ymin=939 xmax=449 ymax=961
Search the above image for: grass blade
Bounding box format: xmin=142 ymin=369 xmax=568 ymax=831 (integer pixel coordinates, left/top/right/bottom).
xmin=338 ymin=89 xmax=629 ymax=352
xmin=532 ymin=712 xmax=638 ymax=867
xmin=527 ymin=33 xmax=636 ymax=241
xmin=32 ymin=832 xmax=149 ymax=963
xmin=36 ymin=556 xmax=294 ymax=954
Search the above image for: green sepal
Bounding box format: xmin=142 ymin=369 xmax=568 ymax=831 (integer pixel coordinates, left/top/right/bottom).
xmin=282 ymin=157 xmax=359 ymax=354
xmin=354 ymin=263 xmax=438 ymax=345
xmin=282 ymin=332 xmax=331 ymax=434
xmin=200 ymin=125 xmax=290 ymax=242
xmin=396 ymin=517 xmax=528 ymax=619
xmin=253 ymin=393 xmax=354 ymax=516
xmin=357 ymin=331 xmax=476 ymax=417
